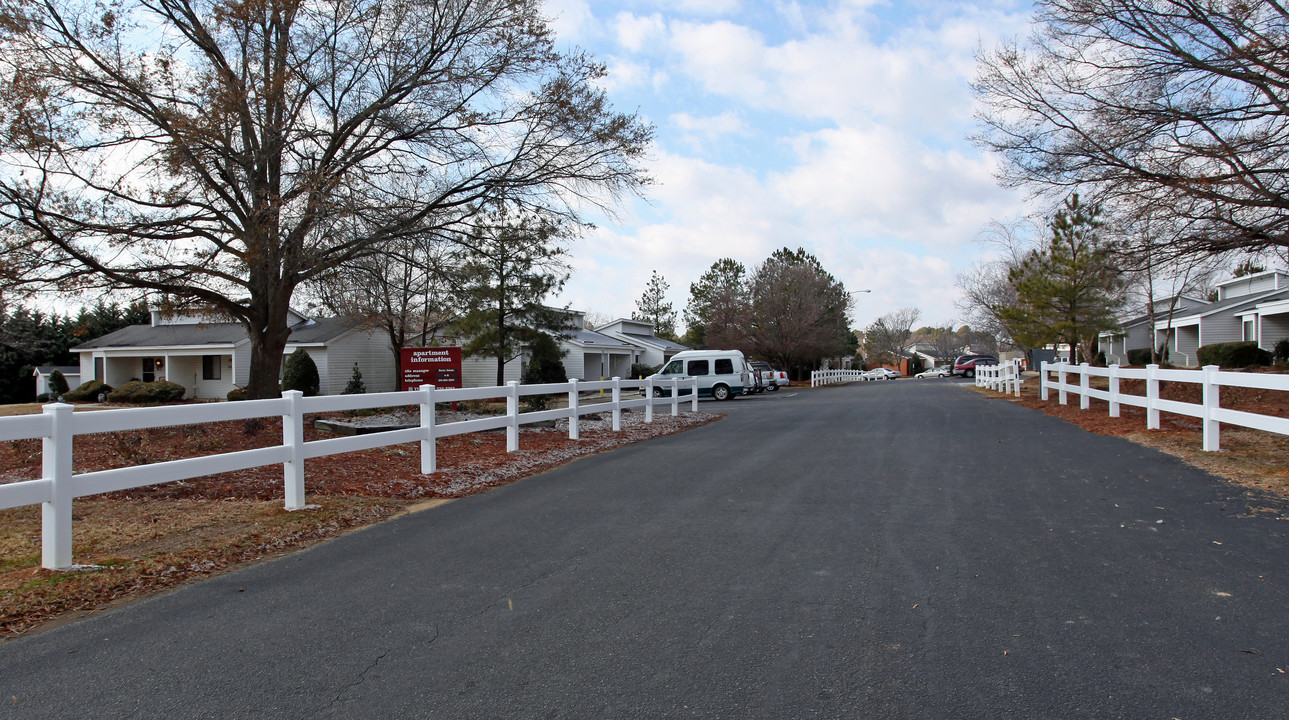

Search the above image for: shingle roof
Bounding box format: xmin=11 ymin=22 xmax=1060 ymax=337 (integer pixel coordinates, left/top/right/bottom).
xmin=34 ymin=366 xmax=80 ymax=375
xmin=563 ymin=328 xmax=637 ymax=349
xmin=620 ymin=332 xmax=688 ymax=352
xmin=71 ymin=317 xmax=362 ymax=351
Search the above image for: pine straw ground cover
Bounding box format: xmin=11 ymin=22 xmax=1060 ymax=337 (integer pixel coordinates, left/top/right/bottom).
xmin=969 ymin=370 xmax=1289 ymax=500
xmin=0 ymin=406 xmax=717 ymax=637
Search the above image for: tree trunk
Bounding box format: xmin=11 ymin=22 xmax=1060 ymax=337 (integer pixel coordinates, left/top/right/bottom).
xmin=243 ymin=273 xmax=295 ymax=399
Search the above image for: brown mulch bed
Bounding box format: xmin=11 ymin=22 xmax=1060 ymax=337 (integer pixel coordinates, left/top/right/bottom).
xmin=970 ymin=370 xmax=1289 ymax=499
xmin=0 ymin=407 xmax=717 ymax=637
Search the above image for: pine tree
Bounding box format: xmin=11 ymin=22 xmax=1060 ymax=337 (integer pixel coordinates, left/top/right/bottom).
xmin=451 ymin=208 xmax=572 ymax=386
xmin=342 ymin=363 xmax=366 ymax=395
xmin=683 ymin=259 xmax=746 ymax=349
xmin=633 ymin=270 xmax=678 ymax=340
xmin=1002 ymin=196 xmax=1124 ymax=363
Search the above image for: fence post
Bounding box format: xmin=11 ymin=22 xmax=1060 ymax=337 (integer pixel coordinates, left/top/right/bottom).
xmin=569 ymin=379 xmax=580 ymax=440
xmin=41 ymin=402 xmax=74 ymax=570
xmin=1080 ymin=363 xmax=1091 ymax=410
xmin=1013 ymin=359 xmax=1022 ymax=397
xmin=671 ymin=376 xmax=680 ymax=416
xmin=1146 ymin=364 xmax=1160 ymax=430
xmin=645 ymin=376 xmax=654 ymax=423
xmin=611 ymin=377 xmax=622 ymax=431
xmin=1108 ymin=365 xmax=1120 ymax=418
xmin=1058 ymin=363 xmax=1068 ymax=405
xmin=691 ymin=377 xmax=699 ymax=411
xmin=1040 ymin=361 xmax=1049 ymax=401
xmin=507 ymin=381 xmax=520 ymax=452
xmin=420 ymin=384 xmax=436 ymax=474
xmin=1202 ymin=364 xmax=1221 ymax=451
xmin=281 ymin=390 xmax=306 ymax=510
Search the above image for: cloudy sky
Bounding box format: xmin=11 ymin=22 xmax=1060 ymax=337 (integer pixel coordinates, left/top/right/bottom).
xmin=543 ymin=0 xmax=1037 ymax=331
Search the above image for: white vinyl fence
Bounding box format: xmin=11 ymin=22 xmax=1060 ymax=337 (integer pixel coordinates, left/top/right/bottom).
xmin=0 ymin=376 xmax=700 ymax=570
xmin=1010 ymin=361 xmax=1289 ymax=452
xmin=811 ymin=369 xmax=866 ymax=387
xmin=975 ymin=359 xmax=1024 ymax=396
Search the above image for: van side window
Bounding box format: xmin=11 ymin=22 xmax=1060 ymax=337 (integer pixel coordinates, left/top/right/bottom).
xmin=714 ymin=358 xmax=734 ymax=374
xmin=661 ymin=360 xmax=682 ymax=374
xmin=687 ymin=359 xmax=710 ymax=376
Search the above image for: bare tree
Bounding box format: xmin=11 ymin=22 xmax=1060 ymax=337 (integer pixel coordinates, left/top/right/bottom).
xmin=309 ymin=235 xmax=459 ymax=378
xmin=924 ymin=324 xmax=969 ymax=367
xmin=973 ymin=1 xmax=1289 ymax=259
xmin=863 ymin=308 xmax=922 ymax=366
xmin=955 ymin=217 xmax=1038 ymax=350
xmin=0 ymin=0 xmax=651 ymax=397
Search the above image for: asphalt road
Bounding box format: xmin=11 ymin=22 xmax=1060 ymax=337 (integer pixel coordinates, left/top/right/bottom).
xmin=3 ymin=380 xmax=1289 ymax=718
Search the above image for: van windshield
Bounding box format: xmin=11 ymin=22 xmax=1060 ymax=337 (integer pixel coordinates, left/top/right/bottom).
xmin=660 ymin=360 xmax=682 ymax=374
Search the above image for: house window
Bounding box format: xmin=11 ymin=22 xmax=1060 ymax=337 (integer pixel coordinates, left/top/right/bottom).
xmin=141 ymin=357 xmax=160 ymax=382
xmin=1243 ymin=319 xmax=1256 ymax=342
xmin=93 ymin=357 xmax=103 ymax=381
xmin=202 ymin=355 xmax=222 ymax=380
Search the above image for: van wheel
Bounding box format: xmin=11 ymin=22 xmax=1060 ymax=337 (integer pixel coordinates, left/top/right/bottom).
xmin=712 ymin=384 xmax=731 ymax=401
xmin=768 ymin=385 xmax=779 ymax=392
xmin=652 ymin=387 xmax=664 ymax=398
xmin=965 ymin=369 xmax=975 ymax=379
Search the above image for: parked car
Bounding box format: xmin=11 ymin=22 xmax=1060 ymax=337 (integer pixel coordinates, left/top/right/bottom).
xmin=748 ymin=361 xmax=789 ymax=391
xmin=864 ymin=368 xmax=901 ymax=380
xmin=915 ymin=365 xmax=951 ymax=378
xmin=952 ymin=355 xmax=998 ymax=378
xmin=645 ymin=349 xmax=751 ymax=401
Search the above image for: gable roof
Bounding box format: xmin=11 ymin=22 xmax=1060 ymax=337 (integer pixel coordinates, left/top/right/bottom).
xmin=71 ymin=317 xmax=365 ymax=351
xmin=619 ymin=332 xmax=688 ymax=353
xmin=562 ymin=328 xmax=637 ymax=350
xmin=1165 ymin=289 xmax=1289 ymax=329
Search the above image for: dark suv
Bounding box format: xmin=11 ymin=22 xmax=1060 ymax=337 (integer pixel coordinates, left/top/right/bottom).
xmin=952 ymin=354 xmax=998 ymax=379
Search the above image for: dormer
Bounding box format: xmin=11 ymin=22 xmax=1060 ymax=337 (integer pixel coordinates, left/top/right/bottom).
xmin=1215 ymin=270 xmax=1289 ymax=301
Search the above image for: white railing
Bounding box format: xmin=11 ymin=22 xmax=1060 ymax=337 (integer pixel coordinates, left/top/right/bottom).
xmin=0 ymin=376 xmax=701 ymax=570
xmin=975 ymin=359 xmax=1024 ymax=396
xmin=811 ymin=369 xmax=866 ymax=387
xmin=1031 ymin=361 xmax=1289 ymax=453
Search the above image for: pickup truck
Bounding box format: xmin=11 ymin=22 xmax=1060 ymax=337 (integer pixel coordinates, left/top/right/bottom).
xmin=748 ymin=361 xmax=789 ymax=391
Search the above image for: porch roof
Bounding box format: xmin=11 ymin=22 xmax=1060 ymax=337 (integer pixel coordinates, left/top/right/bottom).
xmin=71 ymin=317 xmax=363 ymax=352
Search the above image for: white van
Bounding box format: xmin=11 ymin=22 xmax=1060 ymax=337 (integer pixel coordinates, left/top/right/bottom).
xmin=647 ymin=349 xmax=751 ymax=401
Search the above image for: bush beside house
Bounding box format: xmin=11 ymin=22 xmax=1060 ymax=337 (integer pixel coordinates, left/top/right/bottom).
xmin=282 ymin=348 xmax=320 ymax=396
xmin=1196 ymin=341 xmax=1273 ymax=368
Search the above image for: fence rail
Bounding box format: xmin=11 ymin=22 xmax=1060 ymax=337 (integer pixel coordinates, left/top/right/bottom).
xmin=976 ymin=361 xmax=1289 ymax=452
xmin=975 ymin=359 xmax=1024 ymax=396
xmin=811 ymin=369 xmax=866 ymax=387
xmin=0 ymin=376 xmax=701 ymax=570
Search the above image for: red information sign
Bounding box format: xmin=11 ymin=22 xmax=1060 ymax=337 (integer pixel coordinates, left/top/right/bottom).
xmin=400 ymin=346 xmax=463 ymax=391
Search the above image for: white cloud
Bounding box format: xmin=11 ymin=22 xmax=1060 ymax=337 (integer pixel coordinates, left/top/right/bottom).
xmin=614 ymin=12 xmax=668 ymax=52
xmin=555 ymin=2 xmax=1037 ymax=331
xmin=670 ymin=111 xmax=747 ymax=151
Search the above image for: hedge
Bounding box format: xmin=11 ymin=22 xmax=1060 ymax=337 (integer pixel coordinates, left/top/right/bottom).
xmin=106 ymin=380 xmax=187 ymax=404
xmin=1195 ymin=341 xmax=1272 ymax=368
xmin=63 ymin=379 xmax=113 ymax=402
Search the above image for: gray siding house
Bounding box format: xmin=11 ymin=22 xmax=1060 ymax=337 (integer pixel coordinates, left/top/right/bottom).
xmin=594 ymin=318 xmax=688 ymax=370
xmin=1153 ymin=271 xmax=1289 ymax=366
xmin=1100 ymin=295 xmax=1209 ymax=365
xmin=72 ymin=309 xmax=396 ymax=398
